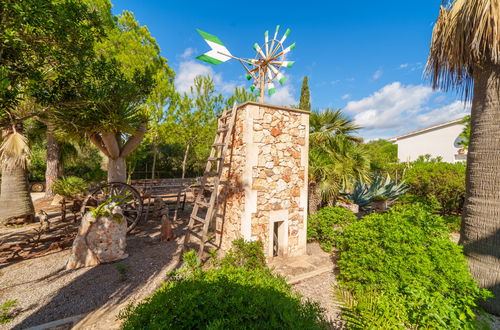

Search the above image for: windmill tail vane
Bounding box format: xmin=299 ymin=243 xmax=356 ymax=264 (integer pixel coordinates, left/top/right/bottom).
xmin=196 ymin=26 xmax=295 ymax=103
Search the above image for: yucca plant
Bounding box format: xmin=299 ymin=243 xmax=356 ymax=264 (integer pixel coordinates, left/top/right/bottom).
xmin=349 ymin=175 xmax=408 ymax=211
xmin=52 ymin=176 xmax=87 ymax=199
xmin=427 ymin=0 xmax=500 ymax=314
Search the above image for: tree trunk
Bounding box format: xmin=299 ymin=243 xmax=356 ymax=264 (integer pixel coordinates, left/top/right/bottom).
xmin=107 ymin=157 xmax=127 ymax=183
xmin=181 ymin=143 xmax=190 ymax=179
xmin=459 ymin=62 xmax=500 ymax=315
xmin=308 ymin=182 xmax=320 ymax=214
xmin=45 ymin=125 xmax=61 ymax=198
xmin=151 ymin=146 xmax=158 ymax=180
xmin=0 ymin=163 xmax=35 ymax=222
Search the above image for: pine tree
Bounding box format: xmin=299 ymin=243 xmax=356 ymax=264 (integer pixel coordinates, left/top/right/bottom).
xmin=299 ymin=76 xmax=311 ymax=111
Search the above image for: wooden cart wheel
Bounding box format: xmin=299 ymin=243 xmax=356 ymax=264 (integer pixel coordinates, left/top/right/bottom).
xmin=30 ymin=182 xmax=45 ymax=192
xmin=81 ymin=182 xmax=143 ymax=233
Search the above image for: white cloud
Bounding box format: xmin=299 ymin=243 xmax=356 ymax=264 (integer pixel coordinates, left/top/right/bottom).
xmin=399 ymin=63 xmax=409 ymax=68
xmin=342 ymin=94 xmax=351 ymax=100
xmin=180 ymin=48 xmax=194 ymax=59
xmin=266 ymin=83 xmax=297 ymax=107
xmin=175 ymin=60 xmax=237 ymax=95
xmin=372 ymin=69 xmax=383 ymax=80
xmin=344 ymin=82 xmax=470 ymax=140
xmin=416 ymin=101 xmax=470 ymax=127
xmin=344 ymin=82 xmax=433 ymax=129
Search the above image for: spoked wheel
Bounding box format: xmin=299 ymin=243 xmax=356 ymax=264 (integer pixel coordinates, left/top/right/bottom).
xmin=81 ymin=182 xmax=143 ymax=233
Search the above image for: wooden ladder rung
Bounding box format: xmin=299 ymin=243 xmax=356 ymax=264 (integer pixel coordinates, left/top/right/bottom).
xmin=208 ymin=157 xmax=223 ymax=161
xmin=187 ymin=230 xmax=205 ymax=242
xmin=205 ymin=171 xmax=219 ymax=176
xmin=212 ymin=143 xmax=225 ymax=147
xmin=190 ymin=215 xmax=206 ymax=224
xmin=195 ymin=201 xmax=210 ymax=207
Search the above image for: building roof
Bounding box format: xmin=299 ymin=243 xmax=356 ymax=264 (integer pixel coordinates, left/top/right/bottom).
xmin=389 ymin=118 xmax=464 ymax=142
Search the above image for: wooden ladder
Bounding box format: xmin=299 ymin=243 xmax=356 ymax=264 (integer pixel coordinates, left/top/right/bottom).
xmin=183 ymin=104 xmax=237 ymax=258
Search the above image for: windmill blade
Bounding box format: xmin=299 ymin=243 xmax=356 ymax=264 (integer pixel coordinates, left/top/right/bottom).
xmin=253 ymin=43 xmax=266 ymax=59
xmin=267 ymin=82 xmax=276 ymax=95
xmin=271 ymin=61 xmax=295 ymax=68
xmin=196 ymin=29 xmax=232 ymax=65
xmin=269 ymin=25 xmax=280 ymax=58
xmin=279 ymin=28 xmax=291 ymax=44
xmin=282 ymin=42 xmax=296 ymax=55
xmin=264 ymin=31 xmax=269 ymax=56
xmin=273 ymin=25 xmax=280 ymax=40
xmin=269 ymin=64 xmax=287 ymax=85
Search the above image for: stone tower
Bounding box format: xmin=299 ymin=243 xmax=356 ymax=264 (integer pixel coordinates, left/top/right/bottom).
xmin=215 ymin=102 xmax=309 ymax=257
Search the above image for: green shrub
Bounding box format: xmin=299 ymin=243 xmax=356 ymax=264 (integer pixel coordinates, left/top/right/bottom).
xmin=0 ymin=299 xmax=17 ymax=324
xmin=443 ymin=215 xmax=462 ymax=233
xmin=120 ymin=241 xmax=329 ymax=329
xmin=65 ymin=164 xmax=106 ymax=183
xmin=218 ymin=238 xmax=267 ymax=270
xmin=307 ymin=206 xmax=357 ymax=252
xmin=336 ymin=204 xmax=491 ymax=329
xmin=403 ymin=160 xmax=465 ymax=215
xmin=52 ymin=176 xmax=87 ymax=198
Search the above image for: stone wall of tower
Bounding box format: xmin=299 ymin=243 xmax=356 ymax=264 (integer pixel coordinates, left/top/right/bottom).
xmin=216 ymin=102 xmax=309 ymax=257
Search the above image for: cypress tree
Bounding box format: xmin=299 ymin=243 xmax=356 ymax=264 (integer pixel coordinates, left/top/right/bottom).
xmin=299 ymin=76 xmax=311 ymax=111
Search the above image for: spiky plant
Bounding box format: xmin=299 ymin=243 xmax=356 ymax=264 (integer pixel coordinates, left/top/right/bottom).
xmin=427 ymin=0 xmax=500 ymax=315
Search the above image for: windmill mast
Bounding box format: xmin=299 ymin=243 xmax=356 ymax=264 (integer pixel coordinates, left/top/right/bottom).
xmin=260 ymin=66 xmax=266 ymax=104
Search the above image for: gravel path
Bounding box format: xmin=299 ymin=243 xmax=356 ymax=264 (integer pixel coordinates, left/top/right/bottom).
xmin=0 ymin=216 xmax=187 ymax=329
xmin=293 ymin=270 xmax=341 ymax=323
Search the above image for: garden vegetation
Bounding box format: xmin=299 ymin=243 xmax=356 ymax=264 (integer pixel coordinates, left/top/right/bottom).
xmin=335 ymin=204 xmax=491 ymax=328
xmin=119 ymin=239 xmax=329 ymax=329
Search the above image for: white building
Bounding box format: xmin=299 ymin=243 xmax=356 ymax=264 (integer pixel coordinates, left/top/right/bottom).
xmin=389 ymin=118 xmax=467 ymax=163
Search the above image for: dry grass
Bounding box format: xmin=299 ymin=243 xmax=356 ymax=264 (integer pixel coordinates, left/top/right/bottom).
xmin=426 ymin=0 xmax=500 ymax=100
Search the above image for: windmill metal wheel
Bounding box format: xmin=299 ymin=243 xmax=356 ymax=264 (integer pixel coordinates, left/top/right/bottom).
xmin=81 ymin=182 xmax=143 ymax=233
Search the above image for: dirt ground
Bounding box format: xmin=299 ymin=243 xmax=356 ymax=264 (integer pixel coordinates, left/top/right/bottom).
xmin=0 ymin=201 xmax=189 ymax=330
xmin=0 ymin=197 xmax=341 ymax=329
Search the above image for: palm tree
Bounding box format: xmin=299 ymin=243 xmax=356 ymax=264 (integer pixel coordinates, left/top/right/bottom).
xmin=308 ymin=109 xmax=369 ymax=213
xmin=427 ymin=0 xmax=500 ymax=315
xmin=310 ymin=108 xmax=362 ymax=144
xmin=0 ymin=124 xmax=35 ymax=222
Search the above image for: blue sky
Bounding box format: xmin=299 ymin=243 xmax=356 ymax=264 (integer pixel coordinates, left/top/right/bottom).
xmin=112 ymin=0 xmax=470 ymax=140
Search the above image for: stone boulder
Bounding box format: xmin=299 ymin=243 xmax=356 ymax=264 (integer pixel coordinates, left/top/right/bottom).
xmin=66 ymin=204 xmax=128 ymax=270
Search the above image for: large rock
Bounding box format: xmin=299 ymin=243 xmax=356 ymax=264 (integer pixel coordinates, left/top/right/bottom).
xmin=66 ymin=204 xmax=128 ymax=270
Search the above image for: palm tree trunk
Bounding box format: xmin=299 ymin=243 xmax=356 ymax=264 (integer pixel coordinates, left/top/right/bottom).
xmin=0 ymin=162 xmax=35 ymax=222
xmin=308 ymin=182 xmax=320 ymax=214
xmin=459 ymin=62 xmax=500 ymax=315
xmin=44 ymin=125 xmax=61 ymax=198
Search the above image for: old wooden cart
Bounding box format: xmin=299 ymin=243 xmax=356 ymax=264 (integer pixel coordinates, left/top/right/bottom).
xmin=81 ymin=178 xmax=199 ymax=232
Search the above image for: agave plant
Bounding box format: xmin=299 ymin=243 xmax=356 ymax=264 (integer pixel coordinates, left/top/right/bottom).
xmin=349 ymin=174 xmax=408 ymax=210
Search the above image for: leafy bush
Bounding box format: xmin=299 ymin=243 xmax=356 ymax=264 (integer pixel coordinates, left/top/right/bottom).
xmin=403 ymin=160 xmax=465 ymax=215
xmin=307 ymin=206 xmax=357 ymax=252
xmin=65 ymin=164 xmax=106 ymax=183
xmin=336 ymin=204 xmax=491 ymax=329
xmin=120 ymin=241 xmax=329 ymax=329
xmin=52 ymin=176 xmax=87 ymax=198
xmin=218 ymin=238 xmax=267 ymax=270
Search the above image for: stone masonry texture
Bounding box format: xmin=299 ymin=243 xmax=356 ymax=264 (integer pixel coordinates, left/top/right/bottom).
xmin=216 ymin=102 xmax=309 ymax=257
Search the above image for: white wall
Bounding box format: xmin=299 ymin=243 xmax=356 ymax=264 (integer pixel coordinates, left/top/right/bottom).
xmin=395 ymin=123 xmax=465 ymax=163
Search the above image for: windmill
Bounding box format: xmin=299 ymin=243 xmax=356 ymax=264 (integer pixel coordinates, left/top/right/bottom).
xmin=196 ymin=26 xmax=295 ymax=104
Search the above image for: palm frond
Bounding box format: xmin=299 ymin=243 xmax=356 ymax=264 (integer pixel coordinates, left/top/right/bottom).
xmin=0 ymin=132 xmax=32 ymax=169
xmin=426 ymin=0 xmax=500 ymax=100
